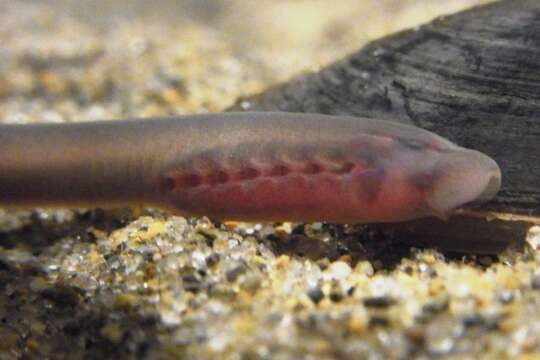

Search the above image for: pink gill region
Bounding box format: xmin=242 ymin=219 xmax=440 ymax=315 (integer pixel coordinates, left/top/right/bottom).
xmin=157 ymin=155 xmax=394 ymax=222
xmin=163 ymin=160 xmax=360 ymax=193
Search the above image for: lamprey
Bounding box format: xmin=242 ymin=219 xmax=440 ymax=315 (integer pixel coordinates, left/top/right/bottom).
xmin=0 ymin=112 xmax=501 ymax=223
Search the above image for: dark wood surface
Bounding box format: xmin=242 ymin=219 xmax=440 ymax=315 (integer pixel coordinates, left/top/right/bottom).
xmin=377 ymin=216 xmax=530 ymax=254
xmin=231 ymin=0 xmax=540 ymax=220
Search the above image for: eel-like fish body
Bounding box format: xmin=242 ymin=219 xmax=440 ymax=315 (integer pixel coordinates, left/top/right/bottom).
xmin=0 ymin=112 xmax=501 ymax=223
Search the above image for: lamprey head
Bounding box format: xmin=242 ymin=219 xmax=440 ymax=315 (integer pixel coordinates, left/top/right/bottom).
xmin=425 ymin=148 xmax=501 ymax=217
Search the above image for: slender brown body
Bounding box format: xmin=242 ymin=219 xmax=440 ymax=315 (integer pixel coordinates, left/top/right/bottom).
xmin=0 ymin=112 xmax=501 ymax=223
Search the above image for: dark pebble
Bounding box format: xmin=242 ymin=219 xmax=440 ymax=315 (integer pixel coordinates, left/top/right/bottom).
xmin=306 ymin=287 xmax=325 ymax=304
xmin=422 ymin=297 xmax=449 ymax=314
xmin=363 ymin=296 xmax=397 ymax=308
xmin=197 ymin=229 xmax=217 ymax=247
xmin=63 ymin=320 xmax=83 ymax=335
xmin=0 ymin=257 xmax=13 ymax=271
xmin=478 ymin=256 xmax=493 ymax=267
xmin=205 ymin=253 xmax=220 ymax=267
xmin=40 ymin=284 xmax=82 ymax=307
xmin=463 ymin=314 xmax=500 ymax=330
xmin=226 ymin=264 xmax=246 ymax=282
xmin=531 ymin=274 xmax=540 ymax=290
xmin=329 ymin=290 xmax=343 ymax=303
xmin=182 ymin=274 xmax=201 ymax=293
xmin=369 ymin=315 xmax=390 ymax=327
xmin=462 ymin=314 xmax=485 ymax=328
xmin=403 ymin=266 xmax=414 ymax=275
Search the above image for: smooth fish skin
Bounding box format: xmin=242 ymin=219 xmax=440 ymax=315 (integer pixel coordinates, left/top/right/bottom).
xmin=0 ymin=112 xmax=501 ymax=223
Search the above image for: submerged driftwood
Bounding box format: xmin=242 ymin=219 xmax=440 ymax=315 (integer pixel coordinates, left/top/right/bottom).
xmin=231 ymin=0 xmax=540 ymax=252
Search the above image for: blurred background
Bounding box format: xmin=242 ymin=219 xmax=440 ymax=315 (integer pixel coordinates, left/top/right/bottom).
xmin=0 ymin=0 xmax=493 ymax=122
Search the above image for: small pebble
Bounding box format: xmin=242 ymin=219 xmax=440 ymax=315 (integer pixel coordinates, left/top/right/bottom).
xmin=497 ymin=290 xmax=514 ymax=304
xmin=478 ymin=256 xmax=493 ymax=267
xmin=40 ymin=285 xmax=82 ymax=307
xmin=329 ymin=285 xmax=344 ymax=303
xmin=225 ymin=263 xmax=247 ymax=282
xmin=462 ymin=314 xmax=486 ymax=328
xmin=422 ymin=297 xmax=449 ymax=314
xmin=418 ymin=262 xmax=437 ymax=277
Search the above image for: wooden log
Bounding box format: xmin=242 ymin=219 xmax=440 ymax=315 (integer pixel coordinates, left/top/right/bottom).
xmin=376 ymin=215 xmax=530 ymax=254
